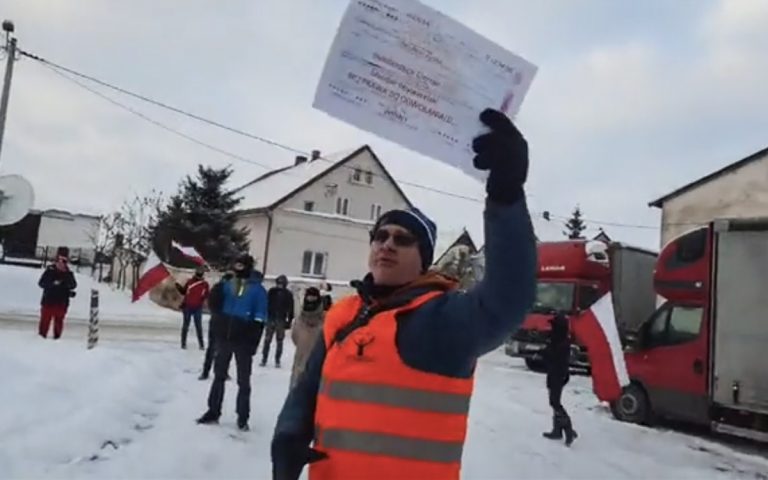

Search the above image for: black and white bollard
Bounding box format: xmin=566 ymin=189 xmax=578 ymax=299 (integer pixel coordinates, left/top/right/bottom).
xmin=88 ymin=289 xmax=99 ymax=349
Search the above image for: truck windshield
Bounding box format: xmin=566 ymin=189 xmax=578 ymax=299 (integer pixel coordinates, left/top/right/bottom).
xmin=531 ymin=282 xmax=575 ymax=313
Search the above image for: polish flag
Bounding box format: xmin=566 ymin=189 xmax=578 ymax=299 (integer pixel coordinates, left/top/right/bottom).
xmin=571 ymin=293 xmax=630 ymax=403
xmin=172 ymin=241 xmax=206 ymax=266
xmin=132 ymin=252 xmax=171 ymax=303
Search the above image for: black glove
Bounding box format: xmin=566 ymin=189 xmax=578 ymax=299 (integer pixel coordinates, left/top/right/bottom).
xmin=472 ymin=108 xmax=529 ymax=204
xmin=272 ymin=434 xmax=328 ymax=480
xmin=69 ymin=291 xmax=76 ymax=298
xmin=285 ymin=319 xmax=292 ymax=330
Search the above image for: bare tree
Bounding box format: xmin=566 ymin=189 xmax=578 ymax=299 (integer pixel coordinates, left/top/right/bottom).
xmin=88 ymin=213 xmax=119 ymax=282
xmin=109 ymin=190 xmax=165 ymax=290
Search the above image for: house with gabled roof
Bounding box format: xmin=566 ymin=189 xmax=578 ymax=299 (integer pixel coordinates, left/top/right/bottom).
xmin=433 ymin=229 xmax=479 ymax=268
xmin=234 ymin=146 xmax=411 ymax=288
xmin=649 ymin=146 xmax=768 ymax=246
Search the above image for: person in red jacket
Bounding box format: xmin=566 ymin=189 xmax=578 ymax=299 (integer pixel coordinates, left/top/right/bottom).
xmin=176 ymin=267 xmax=210 ymax=350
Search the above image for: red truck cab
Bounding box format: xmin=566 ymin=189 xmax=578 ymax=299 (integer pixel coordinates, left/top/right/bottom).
xmin=612 ymin=219 xmax=768 ymax=442
xmin=506 ymin=240 xmax=655 ymax=371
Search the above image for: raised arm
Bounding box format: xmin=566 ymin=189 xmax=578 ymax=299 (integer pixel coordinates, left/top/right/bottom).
xmin=398 ymin=110 xmax=537 ymax=370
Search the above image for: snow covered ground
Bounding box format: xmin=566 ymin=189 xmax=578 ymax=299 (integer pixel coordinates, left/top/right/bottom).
xmin=1 ymin=325 xmax=766 ymax=480
xmin=0 ymin=264 xmax=177 ymax=324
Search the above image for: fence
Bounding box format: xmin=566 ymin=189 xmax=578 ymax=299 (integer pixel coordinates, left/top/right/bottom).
xmin=0 ymin=241 xmax=101 ymax=271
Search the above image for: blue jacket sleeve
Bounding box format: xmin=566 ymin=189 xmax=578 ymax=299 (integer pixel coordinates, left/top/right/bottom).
xmin=252 ymin=284 xmax=268 ymax=322
xmin=398 ymin=199 xmax=537 ymax=374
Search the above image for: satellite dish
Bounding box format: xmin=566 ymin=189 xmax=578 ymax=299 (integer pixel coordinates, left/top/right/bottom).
xmin=0 ymin=174 xmax=34 ymax=226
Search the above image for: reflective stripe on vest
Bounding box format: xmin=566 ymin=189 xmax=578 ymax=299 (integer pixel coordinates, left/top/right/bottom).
xmin=320 ymin=379 xmax=471 ymax=415
xmin=320 ymin=428 xmax=464 ymax=464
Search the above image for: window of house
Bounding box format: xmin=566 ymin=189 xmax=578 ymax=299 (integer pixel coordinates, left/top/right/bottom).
xmin=352 ymin=168 xmax=363 ymax=182
xmin=304 ymin=201 xmax=315 ymax=212
xmin=336 ymin=197 xmax=350 ymax=216
xmin=301 ymin=250 xmax=328 ymax=277
xmin=365 ymin=170 xmax=374 ymax=185
xmin=370 ymin=203 xmax=383 ymax=220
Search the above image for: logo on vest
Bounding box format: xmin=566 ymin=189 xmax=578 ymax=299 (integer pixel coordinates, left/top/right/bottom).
xmin=349 ymin=331 xmax=375 ymax=362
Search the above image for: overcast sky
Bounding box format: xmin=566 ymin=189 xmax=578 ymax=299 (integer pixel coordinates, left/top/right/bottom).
xmin=1 ymin=0 xmax=767 ymax=249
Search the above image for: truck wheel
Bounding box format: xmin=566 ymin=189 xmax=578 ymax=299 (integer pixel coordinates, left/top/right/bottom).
xmin=525 ymin=358 xmax=547 ymax=373
xmin=611 ymin=384 xmax=649 ymax=425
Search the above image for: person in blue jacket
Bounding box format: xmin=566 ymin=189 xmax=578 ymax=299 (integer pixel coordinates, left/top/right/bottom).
xmin=197 ymin=253 xmax=267 ymax=431
xmin=271 ymin=108 xmax=537 ymax=479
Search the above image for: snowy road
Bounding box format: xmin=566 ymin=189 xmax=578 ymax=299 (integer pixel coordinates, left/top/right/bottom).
xmin=2 ymin=327 xmax=767 ymax=480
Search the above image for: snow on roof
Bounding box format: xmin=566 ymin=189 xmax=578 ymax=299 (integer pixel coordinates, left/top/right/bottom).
xmin=236 ymin=147 xmax=361 ymax=211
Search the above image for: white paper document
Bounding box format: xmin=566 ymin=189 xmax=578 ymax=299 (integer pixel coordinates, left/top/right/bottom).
xmin=313 ymin=0 xmax=538 ymax=180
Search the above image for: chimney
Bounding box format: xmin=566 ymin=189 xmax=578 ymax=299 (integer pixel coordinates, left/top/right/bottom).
xmin=311 ymin=149 xmax=321 ymax=161
xmin=295 ymin=155 xmax=308 ymax=166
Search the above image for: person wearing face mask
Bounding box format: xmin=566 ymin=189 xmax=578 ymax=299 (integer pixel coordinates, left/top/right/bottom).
xmin=271 ymin=109 xmax=537 ymax=480
xmin=196 ymin=254 xmax=267 ymax=432
xmin=542 ymin=311 xmax=577 ymax=446
xmin=289 ymin=287 xmax=325 ymax=389
xmin=38 ymin=247 xmax=77 ymax=339
xmin=176 ymin=266 xmax=210 ymax=350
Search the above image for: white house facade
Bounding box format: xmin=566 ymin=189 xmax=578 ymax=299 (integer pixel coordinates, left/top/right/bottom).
xmin=235 ymin=146 xmax=412 ymax=291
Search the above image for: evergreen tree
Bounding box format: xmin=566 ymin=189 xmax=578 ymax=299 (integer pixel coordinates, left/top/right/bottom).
xmin=153 ymin=165 xmax=249 ymax=269
xmin=563 ymin=206 xmax=587 ymax=240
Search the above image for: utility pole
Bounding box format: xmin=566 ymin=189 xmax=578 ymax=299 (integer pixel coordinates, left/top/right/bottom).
xmin=0 ymin=20 xmax=17 ymax=166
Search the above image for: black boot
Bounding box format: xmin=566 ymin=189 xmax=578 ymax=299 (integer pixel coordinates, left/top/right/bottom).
xmin=259 ymin=358 xmax=267 ymax=367
xmin=237 ymin=418 xmax=249 ymax=432
xmin=563 ymin=416 xmax=578 ymax=446
xmin=275 ymin=358 xmax=281 ymax=368
xmin=196 ymin=411 xmax=219 ymax=425
xmin=542 ymin=415 xmax=563 ymax=440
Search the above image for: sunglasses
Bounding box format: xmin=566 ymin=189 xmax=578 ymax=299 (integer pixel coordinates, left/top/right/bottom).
xmin=371 ymin=229 xmax=418 ymax=247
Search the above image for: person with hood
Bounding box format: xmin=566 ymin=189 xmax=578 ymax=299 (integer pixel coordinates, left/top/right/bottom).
xmin=176 ymin=266 xmax=210 ymax=350
xmin=261 ymin=274 xmax=295 ymax=368
xmin=199 ymin=271 xmax=233 ymax=380
xmin=542 ymin=311 xmax=578 ymax=446
xmin=270 ymin=109 xmax=537 ymax=480
xmin=289 ymin=287 xmax=325 ymax=388
xmin=196 ymin=254 xmax=267 ymax=431
xmin=38 ymin=247 xmax=77 ymax=339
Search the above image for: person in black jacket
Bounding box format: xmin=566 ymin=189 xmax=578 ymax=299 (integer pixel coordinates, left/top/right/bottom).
xmin=542 ymin=311 xmax=578 ymax=446
xmin=199 ymin=272 xmax=233 ymax=380
xmin=320 ymin=282 xmax=333 ymax=312
xmin=38 ymin=249 xmax=77 ymax=339
xmin=261 ymin=275 xmax=295 ymax=368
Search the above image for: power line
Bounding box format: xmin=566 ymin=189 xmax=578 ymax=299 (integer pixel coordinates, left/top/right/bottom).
xmin=42 ymin=64 xmax=275 ymax=171
xmin=20 ymin=48 xmax=687 ymax=231
xmin=23 ymin=48 xmax=491 ymax=205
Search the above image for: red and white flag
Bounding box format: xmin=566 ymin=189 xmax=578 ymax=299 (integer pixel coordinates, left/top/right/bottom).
xmin=571 ymin=293 xmax=629 ymax=403
xmin=172 ymin=241 xmax=206 ymax=266
xmin=132 ymin=252 xmax=171 ymax=303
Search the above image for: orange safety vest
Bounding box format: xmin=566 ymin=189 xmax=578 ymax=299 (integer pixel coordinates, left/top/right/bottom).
xmin=310 ymin=291 xmax=475 ymax=480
